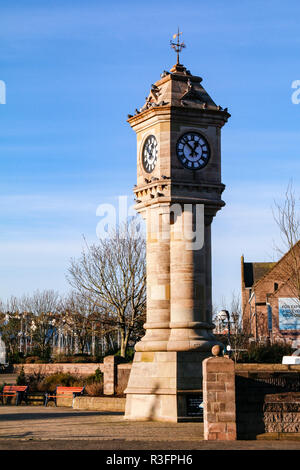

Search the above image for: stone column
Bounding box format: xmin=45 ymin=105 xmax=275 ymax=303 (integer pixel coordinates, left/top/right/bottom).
xmin=135 ymin=204 xmax=171 ymax=352
xmin=103 ymin=355 xmax=117 ymax=395
xmin=167 ymin=205 xmax=216 ymax=351
xmin=204 ymin=220 xmax=212 ymax=324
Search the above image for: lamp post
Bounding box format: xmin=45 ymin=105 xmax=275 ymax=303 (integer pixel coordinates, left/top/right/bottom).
xmin=218 ymin=309 xmax=231 ymax=356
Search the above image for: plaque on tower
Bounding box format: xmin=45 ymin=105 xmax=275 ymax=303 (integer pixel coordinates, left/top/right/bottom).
xmin=186 ymin=394 xmax=204 ymax=418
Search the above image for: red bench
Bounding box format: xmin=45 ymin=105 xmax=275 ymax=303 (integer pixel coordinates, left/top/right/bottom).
xmin=0 ymin=385 xmax=28 ymax=405
xmin=44 ymin=386 xmax=85 ymax=407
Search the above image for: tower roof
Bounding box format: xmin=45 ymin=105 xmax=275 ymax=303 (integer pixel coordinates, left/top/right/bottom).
xmin=128 ymin=63 xmax=230 ymax=120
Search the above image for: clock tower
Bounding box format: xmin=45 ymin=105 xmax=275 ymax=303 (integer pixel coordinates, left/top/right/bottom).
xmin=125 ymin=34 xmax=230 ymax=422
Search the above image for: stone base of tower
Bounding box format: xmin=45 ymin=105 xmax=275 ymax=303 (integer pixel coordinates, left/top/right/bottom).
xmin=124 ymin=351 xmax=210 ymax=422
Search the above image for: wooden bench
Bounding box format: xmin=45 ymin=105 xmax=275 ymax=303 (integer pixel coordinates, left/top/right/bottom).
xmin=0 ymin=385 xmax=28 ymax=405
xmin=44 ymin=386 xmax=85 ymax=407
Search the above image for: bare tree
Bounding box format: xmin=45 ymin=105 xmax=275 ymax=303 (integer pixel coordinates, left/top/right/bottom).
xmin=61 ymin=292 xmax=100 ymax=355
xmin=273 ymin=182 xmax=300 ymax=301
xmin=214 ymin=291 xmax=249 ymax=361
xmin=20 ymin=290 xmax=60 ymax=316
xmin=0 ymin=296 xmax=23 ymax=357
xmin=67 ymin=223 xmax=146 ymax=358
xmin=20 ymin=290 xmax=61 ymax=357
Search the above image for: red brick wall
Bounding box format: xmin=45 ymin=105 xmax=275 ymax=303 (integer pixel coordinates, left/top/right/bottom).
xmin=203 ymin=356 xmax=236 ymax=440
xmin=241 ymin=253 xmax=300 ymax=343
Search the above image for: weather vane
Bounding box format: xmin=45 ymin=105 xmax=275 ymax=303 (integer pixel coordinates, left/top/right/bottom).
xmin=170 ymin=28 xmax=186 ymax=65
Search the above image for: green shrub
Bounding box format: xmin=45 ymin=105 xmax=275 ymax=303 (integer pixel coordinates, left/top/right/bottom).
xmin=52 ymin=354 xmax=95 ymax=364
xmin=18 ymin=368 xmax=104 ymax=393
xmin=94 ymin=368 xmax=103 ymax=383
xmin=38 ymin=373 xmax=84 ymax=392
xmin=8 ymin=351 xmax=25 ymax=364
xmin=53 ymin=355 xmax=70 ymax=363
xmin=85 ymin=368 xmax=103 ymax=385
xmin=238 ymin=342 xmax=293 ymax=363
xmin=71 ymin=355 xmax=91 ymax=363
xmin=114 ymin=347 xmax=135 ymax=362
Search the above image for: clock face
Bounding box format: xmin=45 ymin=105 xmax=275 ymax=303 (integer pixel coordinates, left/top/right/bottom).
xmin=176 ymin=132 xmax=210 ymax=170
xmin=142 ymin=135 xmax=158 ymax=173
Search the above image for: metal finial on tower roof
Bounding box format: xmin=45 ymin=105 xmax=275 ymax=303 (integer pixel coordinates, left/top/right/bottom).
xmin=170 ymin=28 xmax=186 ymax=65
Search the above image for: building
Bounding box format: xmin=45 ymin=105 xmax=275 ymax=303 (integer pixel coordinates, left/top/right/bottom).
xmin=0 ymin=334 xmax=6 ymax=365
xmin=124 ymin=33 xmax=230 ymax=422
xmin=241 ymin=245 xmax=300 ymax=345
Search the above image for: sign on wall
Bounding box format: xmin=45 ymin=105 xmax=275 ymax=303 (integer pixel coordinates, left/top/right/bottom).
xmin=278 ymin=298 xmax=300 ymax=330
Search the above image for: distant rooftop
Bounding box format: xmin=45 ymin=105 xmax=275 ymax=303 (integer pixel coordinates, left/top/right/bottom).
xmin=243 ymin=261 xmax=276 ymax=288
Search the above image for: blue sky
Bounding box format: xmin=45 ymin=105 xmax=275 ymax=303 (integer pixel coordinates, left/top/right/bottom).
xmin=1 ymin=0 xmax=300 ymax=309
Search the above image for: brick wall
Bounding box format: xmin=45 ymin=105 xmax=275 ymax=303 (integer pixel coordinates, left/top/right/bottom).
xmin=264 ymin=393 xmax=300 ymax=433
xmin=241 ymin=249 xmax=300 ymax=342
xmin=117 ymin=364 xmax=131 ymax=395
xmin=202 ymin=356 xmax=237 ymax=440
xmin=203 ymin=361 xmax=300 ymax=440
xmin=13 ymin=363 xmax=105 ymax=376
xmin=13 ymin=360 xmax=132 ymax=395
xmin=235 ymin=364 xmax=300 ymax=438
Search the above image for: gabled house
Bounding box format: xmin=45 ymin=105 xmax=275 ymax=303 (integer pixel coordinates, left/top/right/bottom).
xmin=241 ymin=243 xmax=300 ymax=344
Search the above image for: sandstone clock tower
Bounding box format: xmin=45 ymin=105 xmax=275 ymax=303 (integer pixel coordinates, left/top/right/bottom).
xmin=125 ymin=33 xmax=230 ymax=422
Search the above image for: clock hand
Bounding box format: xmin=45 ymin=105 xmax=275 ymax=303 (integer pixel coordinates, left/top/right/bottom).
xmin=192 ymin=141 xmax=199 ymax=156
xmin=185 ymin=141 xmax=198 ymax=157
xmin=185 ymin=141 xmax=194 ymax=152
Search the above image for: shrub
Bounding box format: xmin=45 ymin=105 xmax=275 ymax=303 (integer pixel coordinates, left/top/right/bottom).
xmin=28 ymin=347 xmax=51 ymax=363
xmin=238 ymin=342 xmax=293 ymax=363
xmin=25 ymin=356 xmax=41 ymax=364
xmin=71 ymin=355 xmax=91 ymax=363
xmin=84 ymin=368 xmax=103 ymax=385
xmin=37 ymin=373 xmax=84 ymax=392
xmin=52 ymin=354 xmax=96 ymax=364
xmin=16 ymin=366 xmax=26 ymax=385
xmin=13 ymin=368 xmax=104 ymax=394
xmin=114 ymin=348 xmax=135 ymax=362
xmin=52 ymin=355 xmax=72 ymax=363
xmin=25 ymin=371 xmax=46 ymax=392
xmin=85 ymin=382 xmax=103 ymax=396
xmin=94 ymin=368 xmax=103 ymax=383
xmin=8 ymin=351 xmax=25 ymax=364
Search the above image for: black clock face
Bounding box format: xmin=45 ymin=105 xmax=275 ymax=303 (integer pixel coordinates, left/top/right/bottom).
xmin=142 ymin=135 xmax=158 ymax=173
xmin=176 ymin=132 xmax=210 ymax=170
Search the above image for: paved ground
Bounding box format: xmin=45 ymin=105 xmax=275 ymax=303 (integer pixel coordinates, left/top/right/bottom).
xmin=1 ymin=406 xmax=300 ymax=450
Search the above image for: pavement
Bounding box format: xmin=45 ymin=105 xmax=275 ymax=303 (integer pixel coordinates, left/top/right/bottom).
xmin=1 ymin=406 xmax=300 ymax=450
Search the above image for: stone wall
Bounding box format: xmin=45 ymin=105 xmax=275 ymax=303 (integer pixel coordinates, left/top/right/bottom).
xmin=13 ymin=363 xmax=105 ymax=376
xmin=103 ymin=356 xmax=132 ymax=395
xmin=117 ymin=364 xmax=131 ymax=395
xmin=235 ymin=364 xmax=300 ymax=438
xmin=13 ymin=359 xmax=132 ymax=396
xmin=264 ymin=393 xmax=300 ymax=433
xmin=202 ymin=361 xmax=300 ymax=440
xmin=13 ymin=359 xmax=300 ymax=436
xmin=202 ymin=356 xmax=237 ymax=440
xmin=73 ymin=396 xmax=126 ymax=412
